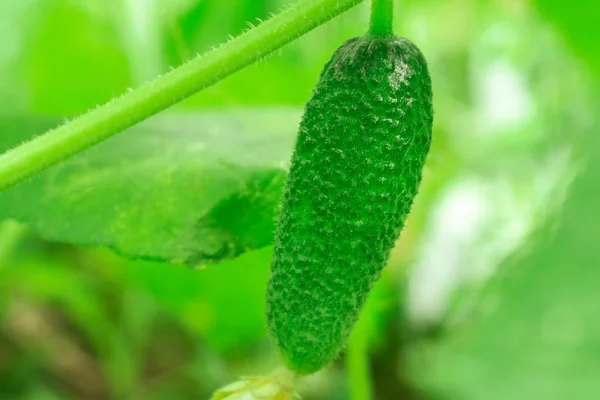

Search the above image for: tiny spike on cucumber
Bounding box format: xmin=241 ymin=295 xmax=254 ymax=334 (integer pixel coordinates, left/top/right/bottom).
xmin=266 ymin=34 xmax=433 ymax=375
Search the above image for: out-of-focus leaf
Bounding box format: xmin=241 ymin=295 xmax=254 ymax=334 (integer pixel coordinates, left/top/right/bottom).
xmin=0 ymin=110 xmax=298 ymax=265
xmin=0 ymin=253 xmax=136 ymax=399
xmin=397 ymin=3 xmax=600 ymax=398
xmin=0 ymin=258 xmax=114 ymax=355
xmin=408 ymin=112 xmax=600 ymax=400
xmin=22 ymin=385 xmax=67 ymax=400
xmin=405 ymin=0 xmax=595 ymax=330
xmin=0 ymin=221 xmax=28 ymax=266
xmin=535 ymin=0 xmax=600 ymax=76
xmin=0 ymin=0 xmax=39 ymax=114
xmin=121 ymin=246 xmax=273 ymax=353
xmin=23 ymin=0 xmax=131 ymax=116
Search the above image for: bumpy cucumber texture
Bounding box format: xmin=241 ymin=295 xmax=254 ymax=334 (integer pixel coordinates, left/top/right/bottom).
xmin=266 ymin=35 xmax=433 ymax=375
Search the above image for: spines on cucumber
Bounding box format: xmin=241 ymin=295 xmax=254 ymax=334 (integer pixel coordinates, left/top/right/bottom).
xmin=266 ymin=34 xmax=433 ymax=375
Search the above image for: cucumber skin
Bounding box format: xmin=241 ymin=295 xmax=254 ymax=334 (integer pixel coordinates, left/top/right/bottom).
xmin=266 ymin=35 xmax=433 ymax=375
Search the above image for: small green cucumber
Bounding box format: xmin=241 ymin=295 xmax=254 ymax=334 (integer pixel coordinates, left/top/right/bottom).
xmin=266 ymin=34 xmax=433 ymax=375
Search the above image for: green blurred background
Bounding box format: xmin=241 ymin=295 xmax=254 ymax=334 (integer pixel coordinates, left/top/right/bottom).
xmin=1 ymin=0 xmax=599 ymax=399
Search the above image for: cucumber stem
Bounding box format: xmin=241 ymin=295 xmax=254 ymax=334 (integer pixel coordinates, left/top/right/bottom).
xmin=369 ymin=0 xmax=394 ymax=36
xmin=347 ymin=318 xmax=373 ymax=400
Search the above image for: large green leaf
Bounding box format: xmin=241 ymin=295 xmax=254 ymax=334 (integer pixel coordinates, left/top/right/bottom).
xmin=0 ymin=110 xmax=299 ymax=265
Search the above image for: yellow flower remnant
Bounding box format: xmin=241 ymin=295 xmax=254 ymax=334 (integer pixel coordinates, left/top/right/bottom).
xmin=211 ymin=369 xmax=297 ymax=400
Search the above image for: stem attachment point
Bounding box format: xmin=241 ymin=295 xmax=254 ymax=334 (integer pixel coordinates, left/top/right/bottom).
xmin=369 ymin=0 xmax=394 ymax=36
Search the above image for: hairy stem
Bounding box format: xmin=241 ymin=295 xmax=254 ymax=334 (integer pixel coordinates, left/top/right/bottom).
xmin=347 ymin=318 xmax=373 ymax=400
xmin=0 ymin=0 xmax=364 ymax=192
xmin=369 ymin=0 xmax=394 ymax=36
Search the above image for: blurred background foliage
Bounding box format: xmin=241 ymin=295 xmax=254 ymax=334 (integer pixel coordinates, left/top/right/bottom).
xmin=0 ymin=0 xmax=599 ymax=399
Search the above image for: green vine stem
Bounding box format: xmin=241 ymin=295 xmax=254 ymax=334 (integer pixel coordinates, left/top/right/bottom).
xmin=0 ymin=0 xmax=364 ymax=192
xmin=346 ymin=315 xmax=374 ymax=400
xmin=369 ymin=0 xmax=394 ymax=36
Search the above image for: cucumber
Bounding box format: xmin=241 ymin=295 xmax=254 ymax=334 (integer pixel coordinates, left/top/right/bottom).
xmin=266 ymin=34 xmax=433 ymax=375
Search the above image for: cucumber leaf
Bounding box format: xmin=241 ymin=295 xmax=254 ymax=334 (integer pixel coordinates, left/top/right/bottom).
xmin=0 ymin=109 xmax=299 ymax=265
